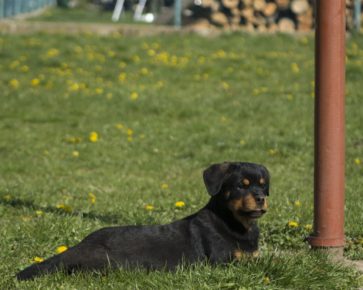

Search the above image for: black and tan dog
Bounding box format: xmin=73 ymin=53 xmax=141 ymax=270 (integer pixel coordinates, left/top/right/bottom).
xmin=17 ymin=161 xmax=269 ymax=281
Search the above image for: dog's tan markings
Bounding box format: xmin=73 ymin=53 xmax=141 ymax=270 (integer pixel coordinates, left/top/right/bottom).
xmin=227 ymin=198 xmax=251 ymax=229
xmin=262 ymin=198 xmax=268 ymax=210
xmin=244 ymin=193 xmax=258 ymax=211
xmin=259 ymin=178 xmax=265 ymax=185
xmin=252 ymin=250 xmax=259 ymax=258
xmin=227 ymin=194 xmax=260 ymax=229
xmin=228 ymin=197 xmax=243 ymax=211
xmin=233 ymin=249 xmax=244 ymax=261
xmin=233 ymin=250 xmax=259 ymax=261
xmin=242 ymin=178 xmax=250 ymax=186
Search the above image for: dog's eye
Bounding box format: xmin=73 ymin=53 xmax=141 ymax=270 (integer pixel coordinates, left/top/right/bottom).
xmin=237 ymin=178 xmax=250 ymax=189
xmin=242 ymin=178 xmax=250 ymax=186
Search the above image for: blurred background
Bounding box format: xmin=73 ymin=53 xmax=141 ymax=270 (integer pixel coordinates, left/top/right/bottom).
xmin=0 ymin=0 xmax=362 ymax=32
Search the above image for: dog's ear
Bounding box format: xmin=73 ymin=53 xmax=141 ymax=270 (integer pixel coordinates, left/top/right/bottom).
xmin=203 ymin=162 xmax=231 ymax=196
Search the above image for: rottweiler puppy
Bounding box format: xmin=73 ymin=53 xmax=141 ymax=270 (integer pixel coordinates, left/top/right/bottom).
xmin=17 ymin=161 xmax=269 ymax=281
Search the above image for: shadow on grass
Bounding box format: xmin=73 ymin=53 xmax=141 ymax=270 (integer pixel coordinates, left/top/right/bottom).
xmin=0 ymin=196 xmax=122 ymax=224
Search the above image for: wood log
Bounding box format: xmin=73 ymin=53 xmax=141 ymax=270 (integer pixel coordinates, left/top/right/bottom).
xmin=200 ymin=0 xmax=217 ymax=9
xmin=276 ymin=0 xmax=290 ymax=10
xmin=241 ymin=7 xmax=254 ymax=20
xmin=251 ymin=14 xmax=266 ymax=27
xmin=231 ymin=8 xmax=240 ymax=16
xmin=189 ymin=18 xmax=212 ymax=29
xmin=245 ymin=22 xmax=255 ymax=32
xmin=184 ymin=0 xmax=355 ymax=32
xmin=257 ymin=24 xmax=268 ymax=32
xmin=291 ymin=0 xmax=309 ymax=15
xmin=222 ymin=0 xmax=239 ymax=9
xmin=268 ymin=23 xmax=278 ymax=32
xmin=242 ymin=0 xmax=254 ymax=6
xmin=231 ymin=15 xmax=241 ymax=25
xmin=210 ymin=11 xmax=229 ymax=27
xmin=297 ymin=7 xmax=313 ymax=31
xmin=263 ymin=2 xmax=277 ymax=17
xmin=253 ymin=0 xmax=266 ymax=11
xmin=278 ymin=17 xmax=295 ymax=32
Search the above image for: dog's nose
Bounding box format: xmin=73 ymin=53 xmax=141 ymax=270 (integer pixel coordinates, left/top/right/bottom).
xmin=255 ymin=195 xmax=265 ymax=206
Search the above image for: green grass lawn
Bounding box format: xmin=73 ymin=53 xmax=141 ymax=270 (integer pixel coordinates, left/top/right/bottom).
xmin=0 ymin=31 xmax=362 ymax=289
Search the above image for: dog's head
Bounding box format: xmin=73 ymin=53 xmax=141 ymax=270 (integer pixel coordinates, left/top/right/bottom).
xmin=203 ymin=162 xmax=269 ymax=225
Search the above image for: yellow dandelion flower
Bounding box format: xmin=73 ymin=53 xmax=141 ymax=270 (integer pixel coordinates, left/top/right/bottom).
xmin=56 ymin=204 xmax=72 ymax=213
xmin=132 ymin=55 xmax=141 ymax=63
xmin=118 ymin=72 xmax=126 ymax=82
xmin=3 ymin=194 xmax=12 ymax=201
xmin=268 ymin=149 xmax=278 ymax=156
xmin=89 ymin=131 xmax=99 ymax=143
xmin=294 ymin=200 xmax=301 ymax=207
xmin=300 ymin=37 xmax=309 ymax=45
xmin=215 ymin=49 xmax=226 ymax=58
xmin=35 ymin=210 xmax=44 ymax=217
xmin=10 ymin=60 xmax=20 ymax=69
xmin=304 ymin=224 xmax=313 ymax=231
xmin=31 ymin=78 xmax=40 ymax=87
xmin=9 ymin=79 xmax=20 ymax=89
xmin=115 ymin=123 xmax=124 ymax=130
xmin=32 ymin=256 xmax=44 ymax=263
xmin=198 ymin=56 xmax=206 ymax=64
xmin=127 ymin=129 xmax=133 ymax=136
xmin=56 ymin=245 xmax=68 ymax=254
xmin=72 ymin=150 xmax=79 ymax=158
xmin=88 ymin=192 xmax=96 ymax=204
xmin=107 ymin=50 xmax=116 ymax=58
xmin=119 ymin=62 xmax=127 ymax=68
xmin=130 ymin=92 xmax=139 ymax=101
xmin=147 ymin=49 xmax=156 ymax=56
xmin=69 ymin=82 xmax=80 ymax=92
xmin=354 ymin=158 xmax=361 ymax=165
xmin=239 ymin=139 xmax=246 ymax=145
xmin=288 ymin=221 xmax=299 ymax=228
xmin=95 ymin=87 xmax=103 ymax=95
xmin=140 ymin=67 xmax=149 ymax=75
xmin=127 ymin=136 xmax=133 ymax=142
xmin=20 ymin=65 xmax=29 ymax=73
xmin=175 ymin=201 xmax=186 ymax=208
xmin=263 ymin=276 xmax=270 ymax=285
xmin=144 ymin=204 xmax=154 ymax=211
xmin=221 ymin=82 xmax=230 ymax=90
xmin=47 ymin=48 xmax=60 ymax=58
xmin=291 ymin=63 xmax=300 ymax=74
xmin=161 ymin=183 xmax=169 ymax=190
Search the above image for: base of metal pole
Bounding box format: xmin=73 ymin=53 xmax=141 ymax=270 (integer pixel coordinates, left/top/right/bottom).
xmin=307 ymin=236 xmax=345 ymax=248
xmin=310 ymin=247 xmax=363 ymax=273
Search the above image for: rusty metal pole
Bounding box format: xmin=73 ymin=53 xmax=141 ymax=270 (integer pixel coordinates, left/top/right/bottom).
xmin=308 ymin=0 xmax=346 ymax=254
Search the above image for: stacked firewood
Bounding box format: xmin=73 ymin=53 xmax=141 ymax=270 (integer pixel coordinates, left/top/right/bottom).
xmin=189 ymin=0 xmax=357 ymax=32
